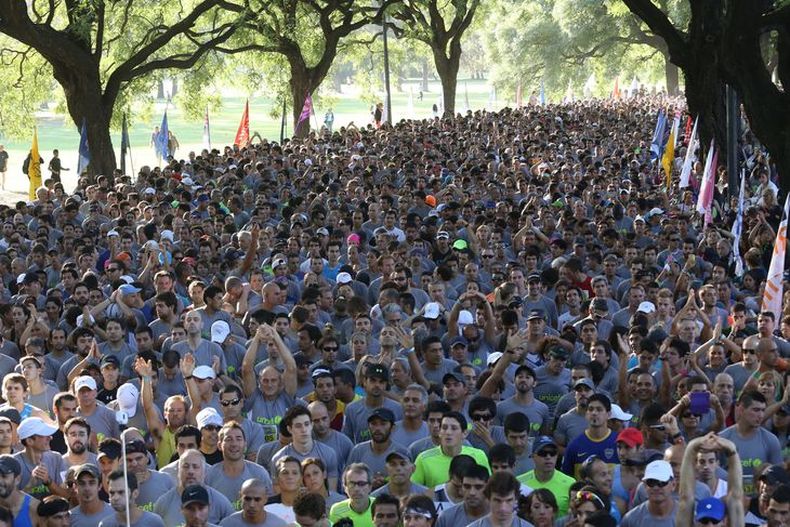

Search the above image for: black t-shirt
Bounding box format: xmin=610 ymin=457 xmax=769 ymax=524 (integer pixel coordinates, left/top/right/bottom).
xmin=200 ymin=447 xmax=223 ymax=465
xmin=97 ymin=386 xmax=118 ymax=406
xmin=0 ymin=151 xmax=8 ymax=171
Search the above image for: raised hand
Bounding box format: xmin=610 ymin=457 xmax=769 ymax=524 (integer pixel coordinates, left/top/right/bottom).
xmin=180 ymin=353 xmax=196 ymax=377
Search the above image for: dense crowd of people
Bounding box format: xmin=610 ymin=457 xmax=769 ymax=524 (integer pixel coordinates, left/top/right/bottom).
xmin=0 ymin=94 xmax=786 ymax=527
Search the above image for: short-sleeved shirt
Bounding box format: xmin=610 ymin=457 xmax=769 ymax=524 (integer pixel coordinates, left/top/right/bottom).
xmin=466 ymin=514 xmax=534 ymax=527
xmin=153 ymin=484 xmax=235 ymax=525
xmin=69 ymin=503 xmax=114 ymax=527
xmin=205 ymin=461 xmax=274 ymax=509
xmin=136 ymin=470 xmax=173 ymax=512
xmin=495 ymin=397 xmax=551 ymax=436
xmin=620 ymin=501 xmax=678 ymax=527
xmin=342 ymin=398 xmax=403 ymax=443
xmin=272 ymin=442 xmax=339 ymax=480
xmin=172 ymin=339 xmax=227 ymax=372
xmin=435 ymin=503 xmax=485 ymax=527
xmin=14 ymin=450 xmax=65 ymax=499
xmin=77 ymin=404 xmax=120 ymax=444
xmin=390 ymin=421 xmax=430 ymax=449
xmin=371 ymin=481 xmax=429 ymax=497
xmin=718 ymin=425 xmax=782 ymax=495
xmin=412 ymin=445 xmax=490 ymax=488
xmin=329 ymin=497 xmax=375 ymax=527
xmin=220 ymin=511 xmax=289 ymax=527
xmin=554 ymin=409 xmax=589 ymax=446
xmin=560 ymin=429 xmax=619 ymax=479
xmin=98 ymin=511 xmax=166 ymax=527
xmin=244 ymin=390 xmax=300 ymax=442
xmin=517 ymin=470 xmax=575 ymax=516
xmin=316 ymin=430 xmax=354 ymax=471
xmin=346 ymin=440 xmax=410 ymax=480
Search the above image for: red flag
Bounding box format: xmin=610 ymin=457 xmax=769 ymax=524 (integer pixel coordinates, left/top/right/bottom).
xmin=612 ymin=78 xmax=620 ymax=99
xmin=234 ymin=100 xmax=250 ymax=148
xmin=683 ymin=116 xmax=693 ymax=145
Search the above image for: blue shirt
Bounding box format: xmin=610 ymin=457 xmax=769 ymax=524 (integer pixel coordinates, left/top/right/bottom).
xmin=560 ymin=429 xmax=619 ymax=479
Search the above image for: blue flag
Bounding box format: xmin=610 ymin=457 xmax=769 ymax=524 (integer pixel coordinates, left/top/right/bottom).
xmin=77 ymin=118 xmax=90 ymax=175
xmin=539 ymin=79 xmax=546 ymax=106
xmin=156 ymin=111 xmax=169 ymax=158
xmin=650 ymin=109 xmax=667 ymax=161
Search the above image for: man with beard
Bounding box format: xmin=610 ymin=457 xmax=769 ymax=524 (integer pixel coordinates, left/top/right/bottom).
xmin=154 ymin=448 xmax=235 ymax=525
xmin=180 ymin=484 xmax=216 ymax=527
xmin=69 ymin=463 xmax=113 ymax=527
xmin=491 ymin=363 xmax=550 ymax=437
xmin=342 ymin=363 xmax=402 ymax=443
xmin=61 ymin=417 xmax=96 ymax=469
xmin=13 ymin=417 xmax=67 ymax=500
xmin=307 ymin=402 xmax=353 ymax=472
xmin=347 ymin=408 xmax=410 ymax=489
xmin=0 ymin=455 xmax=39 ymax=526
xmin=101 ymin=469 xmax=165 ymax=527
xmin=206 ymin=422 xmax=273 ymax=509
xmin=74 ymin=375 xmax=119 ymax=446
xmin=554 ymin=378 xmax=594 ymax=452
xmin=435 ymin=463 xmax=490 ymax=527
xmin=304 ymin=369 xmax=344 ymax=431
xmin=122 ymin=439 xmax=171 ymax=512
xmin=272 ymin=406 xmax=339 ymax=491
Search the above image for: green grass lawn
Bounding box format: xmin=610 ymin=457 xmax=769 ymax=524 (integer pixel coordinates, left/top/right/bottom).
xmin=0 ymin=78 xmax=503 ymax=196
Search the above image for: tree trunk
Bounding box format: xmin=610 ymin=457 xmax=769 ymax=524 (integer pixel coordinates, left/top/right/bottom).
xmin=157 ymin=80 xmax=165 ymax=99
xmin=421 ymin=60 xmax=430 ymax=92
xmin=51 ymin=62 xmax=117 ymax=179
xmin=683 ymin=64 xmax=727 ymax=161
xmin=433 ymin=49 xmax=460 ymax=118
xmin=171 ymin=78 xmax=178 ymax=97
xmin=665 ymin=57 xmax=679 ymax=95
xmin=290 ymin=65 xmax=321 ymax=137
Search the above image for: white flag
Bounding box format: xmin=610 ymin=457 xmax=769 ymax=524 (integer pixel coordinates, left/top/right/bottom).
xmin=761 ymin=192 xmax=790 ymax=320
xmin=679 ymin=116 xmax=698 ymax=188
xmin=731 ymin=170 xmax=746 ymax=276
xmin=696 ymin=139 xmax=715 ymax=215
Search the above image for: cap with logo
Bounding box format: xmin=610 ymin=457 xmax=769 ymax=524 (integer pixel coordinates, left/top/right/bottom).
xmin=116 ymin=383 xmax=140 ymax=418
xmin=211 ymin=321 xmax=231 ymax=343
xmin=181 ymin=484 xmax=210 ymax=506
xmin=74 ymin=375 xmax=97 ymax=392
xmin=367 ymin=408 xmax=396 ymax=423
xmin=365 ymin=363 xmax=389 ymax=382
xmin=695 ymin=497 xmax=725 ymax=522
xmin=532 ymin=436 xmax=558 ymax=455
xmin=0 ymin=455 xmax=20 ymax=476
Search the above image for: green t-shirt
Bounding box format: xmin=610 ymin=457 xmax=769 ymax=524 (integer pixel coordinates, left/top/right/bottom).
xmin=412 ymin=445 xmax=491 ymax=488
xmin=517 ymin=470 xmax=575 ymax=516
xmin=329 ymin=498 xmax=374 ymax=527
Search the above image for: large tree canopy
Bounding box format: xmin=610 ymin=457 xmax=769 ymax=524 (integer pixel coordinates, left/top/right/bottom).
xmin=0 ymin=0 xmax=247 ymax=176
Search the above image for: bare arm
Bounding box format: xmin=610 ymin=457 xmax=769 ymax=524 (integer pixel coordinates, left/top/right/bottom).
xmin=180 ymin=353 xmax=201 ymax=423
xmin=135 ymin=357 xmax=166 ymax=442
xmin=268 ymin=324 xmax=297 ymax=398
xmin=479 ymin=330 xmax=525 ymax=398
xmin=677 ymin=435 xmax=707 ymax=527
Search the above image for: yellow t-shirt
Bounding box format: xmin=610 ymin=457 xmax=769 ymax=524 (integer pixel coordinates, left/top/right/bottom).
xmin=329 ymin=497 xmax=374 ymax=527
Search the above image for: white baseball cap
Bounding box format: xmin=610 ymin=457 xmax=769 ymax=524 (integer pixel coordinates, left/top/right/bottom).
xmin=643 ymin=460 xmax=674 ymax=482
xmin=336 ymin=272 xmax=352 ymax=285
xmin=610 ymin=404 xmax=634 ymax=422
xmin=637 ymin=301 xmax=656 ymax=314
xmin=17 ymin=417 xmax=58 ymax=440
xmin=74 ymin=376 xmax=97 ymax=392
xmin=117 ymin=383 xmax=140 ymax=418
xmin=423 ymin=302 xmax=441 ymax=320
xmin=211 ymin=321 xmax=231 ymax=344
xmin=193 ymin=366 xmax=216 ymax=380
xmin=196 ymin=408 xmax=223 ymax=429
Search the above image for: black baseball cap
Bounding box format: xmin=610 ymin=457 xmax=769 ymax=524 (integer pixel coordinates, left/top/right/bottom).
xmin=181 ymin=484 xmax=210 ymax=506
xmin=366 ymin=363 xmax=389 ymax=382
xmin=368 ymin=408 xmax=396 ymax=423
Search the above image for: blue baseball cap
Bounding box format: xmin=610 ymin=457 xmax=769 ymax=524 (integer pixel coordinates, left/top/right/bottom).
xmin=695 ymin=497 xmax=725 ymax=522
xmin=532 ymin=436 xmax=558 ymax=455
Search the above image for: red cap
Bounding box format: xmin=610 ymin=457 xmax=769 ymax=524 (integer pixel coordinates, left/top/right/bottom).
xmin=425 ymin=195 xmax=437 ymax=208
xmin=616 ymin=427 xmax=643 ymax=448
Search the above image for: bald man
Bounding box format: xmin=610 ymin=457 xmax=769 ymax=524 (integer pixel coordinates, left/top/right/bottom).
xmin=219 ymin=478 xmax=287 ymax=527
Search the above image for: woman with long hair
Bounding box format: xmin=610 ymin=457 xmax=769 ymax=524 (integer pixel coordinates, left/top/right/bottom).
xmin=522 ymin=489 xmax=558 ymax=527
xmin=301 ymin=458 xmax=345 ymax=510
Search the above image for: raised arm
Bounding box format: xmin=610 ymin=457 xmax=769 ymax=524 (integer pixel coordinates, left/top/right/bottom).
xmin=135 ymin=357 xmax=167 ymax=442
xmin=180 ymin=353 xmax=201 ymax=422
xmin=241 ymin=327 xmax=265 ymax=399
xmin=479 ymin=330 xmax=524 ymax=398
xmin=677 ymin=435 xmax=708 ymax=527
xmin=267 ymin=324 xmax=297 ymax=398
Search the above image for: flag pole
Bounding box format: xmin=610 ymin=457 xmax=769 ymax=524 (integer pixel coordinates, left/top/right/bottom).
xmin=280 ymin=96 xmax=286 ymax=144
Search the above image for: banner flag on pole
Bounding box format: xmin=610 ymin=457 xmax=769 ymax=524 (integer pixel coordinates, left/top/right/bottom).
xmin=696 ymin=139 xmax=716 ymax=219
xmin=77 ymin=118 xmax=91 ymax=176
xmin=297 ymin=93 xmax=313 ymax=131
xmin=679 ymin=116 xmax=698 ymax=188
xmin=612 ymin=77 xmax=621 ymax=99
xmin=731 ymin=170 xmax=746 ymax=277
xmin=761 ymin=192 xmax=790 ymax=320
xmin=539 ymin=79 xmax=546 ymax=106
xmin=649 ymin=109 xmax=667 ymax=161
xmin=515 ymin=83 xmax=523 ymax=108
xmin=464 ymin=82 xmax=470 ymax=113
xmin=28 ymin=128 xmax=41 ymax=200
xmin=203 ymin=106 xmax=211 ymax=150
xmin=662 ymin=114 xmax=680 ymax=190
xmin=234 ymin=100 xmax=250 ymax=147
xmin=156 ymin=110 xmax=169 ymax=159
xmin=120 ymin=113 xmax=130 ymax=175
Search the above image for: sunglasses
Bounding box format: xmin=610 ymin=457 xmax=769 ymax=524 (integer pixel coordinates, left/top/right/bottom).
xmin=220 ymin=398 xmax=240 ymax=407
xmin=698 ymin=519 xmax=722 ymax=525
xmin=535 ymin=450 xmax=558 ymax=457
xmin=645 ymin=479 xmax=670 ymax=488
xmin=681 ymin=413 xmax=701 ymax=419
xmin=323 ymin=347 xmax=339 ymax=352
xmin=471 ymin=414 xmax=493 ymax=422
xmin=203 ymin=425 xmax=222 ymax=431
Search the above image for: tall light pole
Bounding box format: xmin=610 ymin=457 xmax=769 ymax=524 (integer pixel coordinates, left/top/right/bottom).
xmin=382 ymin=10 xmax=392 ymax=124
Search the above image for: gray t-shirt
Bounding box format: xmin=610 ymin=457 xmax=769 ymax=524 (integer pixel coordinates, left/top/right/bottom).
xmin=467 ymin=425 xmax=507 ymax=454
xmin=466 ymin=514 xmax=534 ymax=527
xmin=346 ymin=440 xmax=410 ymax=480
xmin=719 ymin=425 xmax=782 ymax=495
xmin=723 ymin=363 xmax=753 ymax=393
xmin=316 ymin=430 xmax=354 ymax=473
xmin=272 ymin=442 xmax=339 ymax=479
xmin=77 ymin=404 xmax=120 ymax=444
xmin=172 ymin=339 xmax=227 ymax=372
xmin=69 ymin=502 xmax=115 ymax=527
xmin=244 ymin=390 xmax=300 ymax=442
xmin=554 ymin=409 xmax=588 ymax=446
xmin=14 ymin=450 xmax=66 ymax=499
xmin=371 ymin=481 xmax=429 ymax=497
xmin=420 ymin=359 xmax=461 ymax=386
xmin=496 ymin=397 xmax=551 ymax=436
xmin=620 ymin=500 xmax=678 ymax=527
xmin=136 ymin=469 xmax=173 ymax=511
xmin=98 ymin=510 xmax=166 ymax=527
xmin=342 ymin=398 xmax=403 ymax=442
xmin=205 ymin=461 xmax=273 ymax=510
xmin=153 ymin=485 xmax=235 ymax=525
xmin=219 ymin=511 xmax=289 ymax=527
xmin=435 ymin=503 xmax=485 ymax=527
xmin=390 ymin=421 xmax=430 ymax=449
